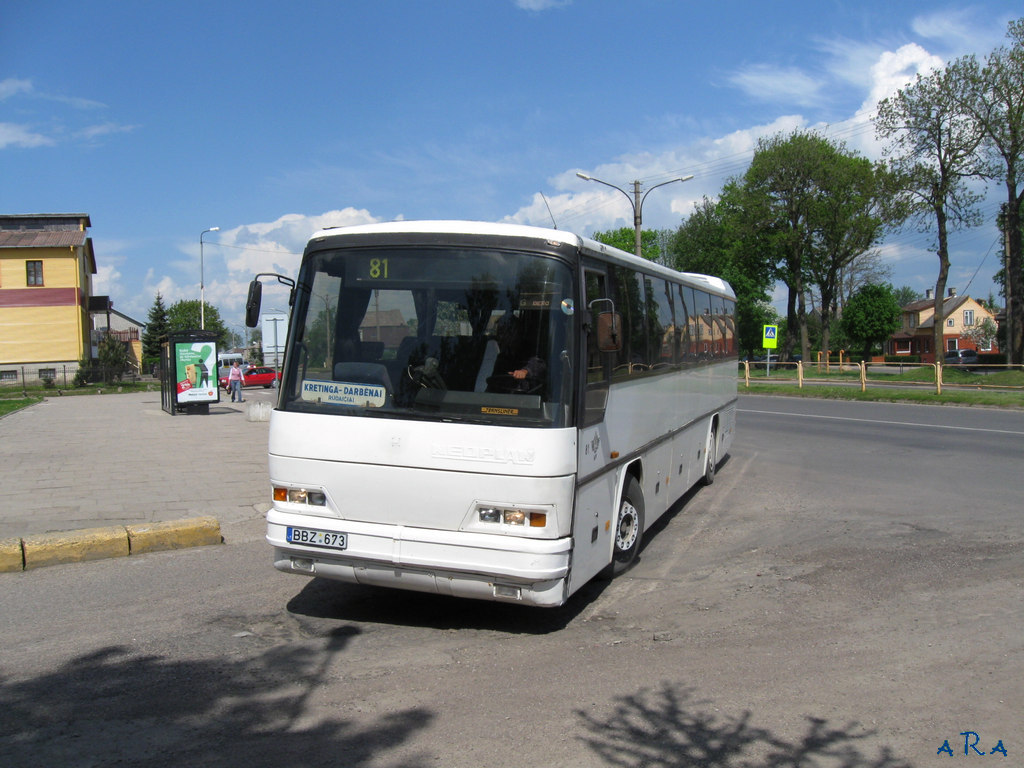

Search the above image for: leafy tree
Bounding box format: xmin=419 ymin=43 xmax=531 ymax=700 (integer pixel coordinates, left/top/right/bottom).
xmin=166 ymin=299 xmax=229 ymax=349
xmin=718 ymin=131 xmax=900 ymax=362
xmin=805 ymin=151 xmax=904 ymax=358
xmin=837 ymin=250 xmax=894 ymax=309
xmin=97 ymin=333 xmax=130 ymax=383
xmin=592 ymin=227 xmax=664 ymax=263
xmin=893 ymin=285 xmax=920 ymax=308
xmin=142 ymin=292 xmax=169 ymax=366
xmin=875 ymin=63 xmax=987 ymax=361
xmin=963 ymin=316 xmax=999 ymax=351
xmin=841 ymin=284 xmax=902 ymax=360
xmin=670 ymin=196 xmax=774 ymax=356
xmin=953 ymin=19 xmax=1024 ymax=363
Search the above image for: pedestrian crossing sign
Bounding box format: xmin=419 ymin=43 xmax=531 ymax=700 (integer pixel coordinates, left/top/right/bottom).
xmin=762 ymin=324 xmax=778 ymax=349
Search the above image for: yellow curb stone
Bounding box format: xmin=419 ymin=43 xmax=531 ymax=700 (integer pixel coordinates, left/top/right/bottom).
xmin=126 ymin=516 xmax=222 ymax=555
xmin=0 ymin=538 xmax=24 ymax=572
xmin=23 ymin=526 xmax=129 ymax=570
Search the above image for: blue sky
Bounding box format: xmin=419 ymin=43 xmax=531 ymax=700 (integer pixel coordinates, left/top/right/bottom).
xmin=1 ymin=1 xmax=1018 ymax=332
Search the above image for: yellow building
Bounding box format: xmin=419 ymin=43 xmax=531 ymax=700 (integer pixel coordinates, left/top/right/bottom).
xmin=887 ymin=287 xmax=999 ymax=363
xmin=0 ymin=214 xmax=99 ymax=383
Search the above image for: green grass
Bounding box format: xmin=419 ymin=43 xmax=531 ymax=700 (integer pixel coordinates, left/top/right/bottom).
xmin=741 ymin=378 xmax=1024 ymax=408
xmin=0 ymin=396 xmax=42 ymax=417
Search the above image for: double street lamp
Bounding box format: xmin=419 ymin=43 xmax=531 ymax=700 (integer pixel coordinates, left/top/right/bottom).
xmin=199 ymin=227 xmax=220 ymax=329
xmin=576 ymin=172 xmax=693 ymax=258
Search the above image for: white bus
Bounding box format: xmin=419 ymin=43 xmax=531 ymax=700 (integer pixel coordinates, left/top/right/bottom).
xmin=246 ymin=221 xmax=737 ymax=607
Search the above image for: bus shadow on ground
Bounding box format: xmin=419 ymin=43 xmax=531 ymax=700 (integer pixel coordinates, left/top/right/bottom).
xmin=576 ymin=682 xmax=911 ymax=768
xmin=286 ymin=573 xmax=607 ymax=634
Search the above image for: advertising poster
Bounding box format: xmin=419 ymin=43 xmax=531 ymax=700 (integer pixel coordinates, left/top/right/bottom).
xmin=174 ymin=341 xmax=218 ymax=404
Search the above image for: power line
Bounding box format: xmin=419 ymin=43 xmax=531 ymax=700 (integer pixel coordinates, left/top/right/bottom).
xmin=211 ymin=241 xmax=303 ymax=257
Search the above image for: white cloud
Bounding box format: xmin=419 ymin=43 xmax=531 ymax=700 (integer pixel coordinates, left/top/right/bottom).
xmin=0 ymin=122 xmax=53 ymax=149
xmin=909 ymin=8 xmax=1007 ymax=54
xmin=864 ymin=42 xmax=944 ymax=109
xmin=75 ymin=122 xmax=139 ymax=141
xmin=727 ymin=64 xmax=826 ymax=108
xmin=514 ymin=0 xmax=571 ymax=10
xmin=0 ymin=77 xmax=32 ymax=100
xmin=167 ymin=208 xmax=383 ymax=323
xmin=94 ymin=262 xmax=122 ymax=300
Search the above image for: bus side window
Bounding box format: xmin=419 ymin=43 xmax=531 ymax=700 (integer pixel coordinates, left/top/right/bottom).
xmin=583 ymin=267 xmax=610 ymax=426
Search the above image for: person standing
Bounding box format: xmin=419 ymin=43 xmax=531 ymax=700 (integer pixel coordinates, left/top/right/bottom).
xmin=227 ymin=361 xmax=246 ymax=402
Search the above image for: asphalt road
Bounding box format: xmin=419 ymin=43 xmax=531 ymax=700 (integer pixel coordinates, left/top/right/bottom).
xmin=1 ymin=396 xmax=1021 ymax=767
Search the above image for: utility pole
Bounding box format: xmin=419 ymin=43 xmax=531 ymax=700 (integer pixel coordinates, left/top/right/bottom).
xmin=577 ymin=172 xmax=693 ymax=258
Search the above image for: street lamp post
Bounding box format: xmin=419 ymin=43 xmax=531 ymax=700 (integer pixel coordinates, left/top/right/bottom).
xmin=576 ymin=172 xmax=693 ymax=258
xmin=199 ymin=227 xmax=220 ymax=329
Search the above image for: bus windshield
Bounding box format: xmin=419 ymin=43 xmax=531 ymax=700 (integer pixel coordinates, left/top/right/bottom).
xmin=279 ymin=246 xmax=576 ymax=427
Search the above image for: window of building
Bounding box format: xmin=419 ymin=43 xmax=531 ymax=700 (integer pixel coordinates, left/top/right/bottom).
xmin=26 ymin=260 xmax=44 ymax=286
xmin=0 ymin=371 xmax=17 ymax=383
xmin=963 ymin=309 xmax=975 ymax=327
xmin=38 ymin=368 xmax=56 ymax=381
xmin=947 ymin=318 xmax=955 ymax=327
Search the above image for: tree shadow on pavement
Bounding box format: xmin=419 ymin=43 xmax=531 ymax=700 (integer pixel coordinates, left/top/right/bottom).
xmin=0 ymin=626 xmax=431 ymax=767
xmin=576 ymin=682 xmax=912 ymax=768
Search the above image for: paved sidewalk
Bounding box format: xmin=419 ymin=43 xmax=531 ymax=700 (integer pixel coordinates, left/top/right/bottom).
xmin=0 ymin=390 xmax=273 ymax=541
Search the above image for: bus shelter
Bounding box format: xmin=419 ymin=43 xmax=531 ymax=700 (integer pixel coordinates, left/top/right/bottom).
xmin=160 ymin=330 xmax=220 ymax=415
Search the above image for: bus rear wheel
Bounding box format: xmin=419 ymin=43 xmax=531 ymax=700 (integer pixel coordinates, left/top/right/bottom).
xmin=604 ymin=476 xmax=644 ymax=578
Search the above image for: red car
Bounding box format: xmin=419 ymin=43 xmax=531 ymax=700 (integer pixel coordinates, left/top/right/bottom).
xmin=219 ymin=366 xmax=281 ymax=389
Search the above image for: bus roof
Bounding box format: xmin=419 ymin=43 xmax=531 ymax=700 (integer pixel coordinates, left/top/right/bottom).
xmin=306 ymin=220 xmax=734 ymax=299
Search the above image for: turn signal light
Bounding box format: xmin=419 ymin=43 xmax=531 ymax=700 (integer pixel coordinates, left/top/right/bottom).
xmin=274 ymin=487 xmax=327 ymax=506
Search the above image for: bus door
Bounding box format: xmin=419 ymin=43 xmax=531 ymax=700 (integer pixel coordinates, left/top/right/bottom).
xmin=569 ymin=264 xmax=619 ymax=589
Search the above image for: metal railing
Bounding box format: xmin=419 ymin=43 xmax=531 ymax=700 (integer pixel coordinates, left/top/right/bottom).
xmin=740 ymin=360 xmax=1024 ymax=395
xmin=0 ymin=364 xmax=143 ymax=391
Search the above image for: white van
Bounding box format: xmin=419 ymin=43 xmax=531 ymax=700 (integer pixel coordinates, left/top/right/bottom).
xmin=217 ymin=353 xmax=246 ymax=381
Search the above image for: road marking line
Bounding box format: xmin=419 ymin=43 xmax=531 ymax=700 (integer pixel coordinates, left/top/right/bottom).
xmin=739 ymin=408 xmax=1024 ymax=437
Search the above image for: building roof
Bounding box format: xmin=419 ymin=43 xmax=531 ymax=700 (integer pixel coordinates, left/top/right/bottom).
xmin=0 ymin=229 xmax=97 ymax=274
xmin=0 ymin=213 xmax=92 ymax=230
xmin=0 ymin=230 xmax=88 ymax=248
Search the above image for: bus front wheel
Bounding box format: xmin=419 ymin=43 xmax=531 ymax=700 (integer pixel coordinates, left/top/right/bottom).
xmin=703 ymin=426 xmax=717 ymax=486
xmin=604 ymin=476 xmax=644 ymax=578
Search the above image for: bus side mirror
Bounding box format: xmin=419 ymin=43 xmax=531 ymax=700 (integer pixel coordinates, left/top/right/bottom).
xmin=596 ymin=311 xmax=622 ymax=353
xmin=245 ymin=280 xmax=262 ymax=328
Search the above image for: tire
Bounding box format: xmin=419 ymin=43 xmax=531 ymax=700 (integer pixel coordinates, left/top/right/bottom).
xmin=604 ymin=476 xmax=644 ymax=578
xmin=703 ymin=426 xmax=718 ymax=486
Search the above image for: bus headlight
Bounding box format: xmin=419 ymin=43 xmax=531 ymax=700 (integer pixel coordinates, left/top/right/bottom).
xmin=476 ymin=504 xmax=548 ymax=528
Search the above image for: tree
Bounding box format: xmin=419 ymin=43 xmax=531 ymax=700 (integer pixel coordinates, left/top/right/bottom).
xmin=893 ymin=285 xmax=920 ymax=308
xmin=805 ymin=151 xmax=903 ymax=359
xmin=963 ymin=316 xmax=999 ymax=352
xmin=875 ymin=64 xmax=987 ymax=362
xmin=837 ymin=250 xmax=894 ymax=309
xmin=670 ymin=196 xmax=775 ymax=356
xmin=954 ymin=19 xmax=1024 ymax=363
xmin=97 ymin=333 xmax=130 ymax=383
xmin=142 ymin=292 xmax=169 ymax=365
xmin=736 ymin=131 xmax=824 ymax=362
xmin=167 ymin=299 xmax=229 ymax=349
xmin=722 ymin=131 xmax=899 ymax=362
xmin=592 ymin=227 xmax=665 ymax=263
xmin=841 ymin=284 xmax=902 ymax=360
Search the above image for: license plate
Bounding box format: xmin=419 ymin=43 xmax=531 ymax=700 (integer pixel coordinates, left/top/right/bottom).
xmin=286 ymin=526 xmax=347 ymax=550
